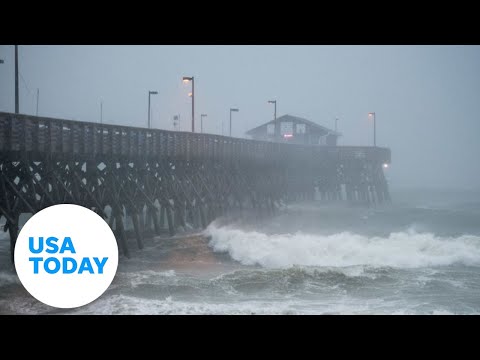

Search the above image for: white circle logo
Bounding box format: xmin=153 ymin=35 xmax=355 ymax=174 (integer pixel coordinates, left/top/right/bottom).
xmin=14 ymin=204 xmax=118 ymax=309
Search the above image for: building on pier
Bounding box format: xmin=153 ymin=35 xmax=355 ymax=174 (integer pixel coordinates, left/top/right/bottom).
xmin=245 ymin=114 xmax=341 ymax=146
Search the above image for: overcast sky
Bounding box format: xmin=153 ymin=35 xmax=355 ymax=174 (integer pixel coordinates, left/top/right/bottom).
xmin=0 ymin=45 xmax=479 ymax=190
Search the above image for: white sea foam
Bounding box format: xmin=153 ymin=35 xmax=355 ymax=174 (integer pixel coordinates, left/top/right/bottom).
xmin=205 ymin=224 xmax=480 ymax=269
xmin=73 ymin=295 xmax=298 ymax=314
xmin=431 ymin=310 xmax=455 ymax=315
xmin=71 ymin=294 xmax=391 ymax=315
xmin=73 ymin=294 xmax=461 ymax=315
xmin=119 ymin=269 xmax=177 ymax=288
xmin=1 ymin=291 xmax=473 ymax=315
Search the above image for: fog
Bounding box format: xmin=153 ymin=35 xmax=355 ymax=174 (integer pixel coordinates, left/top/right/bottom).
xmin=1 ymin=45 xmax=479 ymax=190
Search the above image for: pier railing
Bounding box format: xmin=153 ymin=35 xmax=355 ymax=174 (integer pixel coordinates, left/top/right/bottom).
xmin=0 ymin=112 xmax=390 ymax=164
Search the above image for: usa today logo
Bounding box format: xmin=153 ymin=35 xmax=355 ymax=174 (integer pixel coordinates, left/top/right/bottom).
xmin=14 ymin=204 xmax=118 ymax=309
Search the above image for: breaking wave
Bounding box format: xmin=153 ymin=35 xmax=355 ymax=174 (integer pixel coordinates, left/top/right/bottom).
xmin=205 ymin=224 xmax=480 ymax=269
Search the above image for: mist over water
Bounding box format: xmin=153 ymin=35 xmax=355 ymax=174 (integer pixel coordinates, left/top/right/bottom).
xmin=1 ymin=187 xmax=479 ymax=314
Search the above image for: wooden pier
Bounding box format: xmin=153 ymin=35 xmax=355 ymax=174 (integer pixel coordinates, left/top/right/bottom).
xmin=0 ymin=112 xmax=391 ymax=260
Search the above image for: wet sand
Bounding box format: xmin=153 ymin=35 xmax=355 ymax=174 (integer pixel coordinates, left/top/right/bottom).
xmin=116 ymin=232 xmax=245 ymax=278
xmin=0 ymin=231 xmax=244 ymax=314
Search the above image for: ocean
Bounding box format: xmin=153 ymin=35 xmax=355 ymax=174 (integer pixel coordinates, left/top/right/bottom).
xmin=1 ymin=187 xmax=480 ymax=315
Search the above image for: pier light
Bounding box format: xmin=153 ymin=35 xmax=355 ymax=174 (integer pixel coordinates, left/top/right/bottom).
xmin=368 ymin=112 xmax=376 ymax=147
xmin=182 ymin=76 xmax=195 ymax=132
xmin=229 ymin=108 xmax=239 ymax=137
xmin=148 ymin=91 xmax=158 ymax=129
xmin=200 ymin=114 xmax=207 ymax=133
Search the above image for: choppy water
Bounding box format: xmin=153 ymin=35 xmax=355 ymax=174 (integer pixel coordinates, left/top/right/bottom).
xmin=1 ymin=187 xmax=480 ymax=314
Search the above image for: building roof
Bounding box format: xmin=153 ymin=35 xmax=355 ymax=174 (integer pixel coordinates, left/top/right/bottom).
xmin=245 ymin=114 xmax=342 ymax=136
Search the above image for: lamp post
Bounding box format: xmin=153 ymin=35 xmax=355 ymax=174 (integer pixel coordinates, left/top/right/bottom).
xmin=229 ymin=108 xmax=239 ymax=137
xmin=36 ymin=88 xmax=39 ymax=116
xmin=200 ymin=114 xmax=207 ymax=133
xmin=148 ymin=91 xmax=158 ymax=129
xmin=268 ymin=100 xmax=277 ymax=121
xmin=15 ymin=45 xmax=19 ymax=114
xmin=368 ymin=112 xmax=376 ymax=147
xmin=182 ymin=76 xmax=195 ymax=132
xmin=335 ymin=117 xmax=338 ymax=132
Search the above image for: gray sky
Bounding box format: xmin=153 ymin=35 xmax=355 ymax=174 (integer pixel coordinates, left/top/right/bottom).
xmin=1 ymin=45 xmax=479 ymax=190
